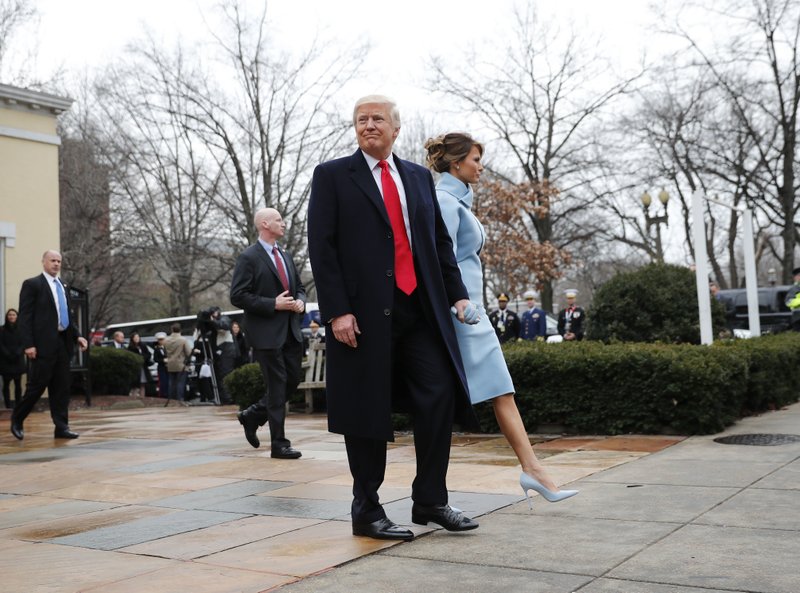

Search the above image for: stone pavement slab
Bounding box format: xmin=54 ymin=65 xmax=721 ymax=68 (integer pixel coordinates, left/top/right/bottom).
xmin=608 ymin=523 xmax=800 ymax=593
xmin=5 ymin=398 xmax=787 ymax=593
xmin=265 ymin=555 xmax=592 ymax=593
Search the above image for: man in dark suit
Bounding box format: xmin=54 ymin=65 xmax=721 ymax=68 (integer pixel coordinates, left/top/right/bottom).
xmin=10 ymin=250 xmax=88 ymax=440
xmin=308 ymin=95 xmax=479 ymax=541
xmin=488 ymin=292 xmax=520 ymax=343
xmin=230 ymin=208 xmax=305 ymax=459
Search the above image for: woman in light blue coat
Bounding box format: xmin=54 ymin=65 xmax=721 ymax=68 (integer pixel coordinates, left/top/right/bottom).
xmin=424 ymin=133 xmax=577 ymax=506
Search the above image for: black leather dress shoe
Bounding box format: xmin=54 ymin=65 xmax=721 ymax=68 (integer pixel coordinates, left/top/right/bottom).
xmin=10 ymin=422 xmax=23 ymax=440
xmin=270 ymin=446 xmax=302 ymax=459
xmin=237 ymin=411 xmax=260 ymax=448
xmin=411 ymin=504 xmax=479 ymax=531
xmin=54 ymin=429 xmax=79 ymax=439
xmin=352 ymin=517 xmax=414 ymax=541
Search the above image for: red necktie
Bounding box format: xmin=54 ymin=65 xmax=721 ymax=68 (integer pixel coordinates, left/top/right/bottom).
xmin=273 ymin=246 xmax=290 ymax=292
xmin=379 ymin=160 xmax=417 ymax=295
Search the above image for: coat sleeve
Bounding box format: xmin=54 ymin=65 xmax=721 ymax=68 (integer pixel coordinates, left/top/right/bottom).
xmin=429 ymin=174 xmax=469 ymax=305
xmin=436 ymin=190 xmax=461 ymax=260
xmin=308 ymin=163 xmax=351 ymax=322
xmin=17 ymin=279 xmax=36 ymax=350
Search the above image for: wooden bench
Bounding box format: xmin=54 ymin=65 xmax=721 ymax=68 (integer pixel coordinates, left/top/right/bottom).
xmin=298 ymin=340 xmax=326 ymax=412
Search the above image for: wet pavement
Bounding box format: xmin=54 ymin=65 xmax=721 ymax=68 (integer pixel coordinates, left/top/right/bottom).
xmin=1 ymin=398 xmax=797 ymax=592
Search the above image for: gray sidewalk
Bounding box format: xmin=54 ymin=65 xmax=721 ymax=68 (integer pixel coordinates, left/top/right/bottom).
xmin=277 ymin=402 xmax=800 ymax=593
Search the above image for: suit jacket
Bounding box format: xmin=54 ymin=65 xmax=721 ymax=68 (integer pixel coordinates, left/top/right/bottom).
xmin=18 ymin=274 xmax=81 ymax=358
xmin=308 ymin=149 xmax=474 ymax=441
xmin=230 ymin=242 xmax=306 ymax=350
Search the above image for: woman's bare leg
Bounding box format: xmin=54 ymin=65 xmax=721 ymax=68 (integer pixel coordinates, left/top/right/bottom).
xmin=493 ymin=394 xmax=559 ymax=492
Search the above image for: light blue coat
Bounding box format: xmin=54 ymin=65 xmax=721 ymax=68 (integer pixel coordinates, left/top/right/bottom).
xmin=436 ymin=173 xmax=515 ymax=404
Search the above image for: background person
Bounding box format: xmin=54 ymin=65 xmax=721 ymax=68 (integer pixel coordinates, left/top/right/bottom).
xmin=10 ymin=250 xmax=88 ymax=440
xmin=519 ymin=290 xmax=547 ymax=341
xmin=126 ymin=331 xmax=152 ymax=397
xmin=164 ymin=322 xmax=191 ymax=406
xmin=425 ymin=132 xmax=577 ymax=506
xmin=152 ymin=332 xmax=169 ymax=397
xmin=231 ymin=320 xmax=251 ymax=368
xmin=557 ymin=289 xmax=585 ymax=341
xmin=308 ymin=95 xmax=479 ymax=542
xmin=230 ymin=207 xmax=305 ymax=458
xmin=488 ymin=293 xmax=520 ymax=343
xmin=786 ymin=266 xmax=800 ymax=331
xmin=109 ymin=331 xmax=126 ymax=349
xmin=0 ymin=309 xmax=25 ymax=409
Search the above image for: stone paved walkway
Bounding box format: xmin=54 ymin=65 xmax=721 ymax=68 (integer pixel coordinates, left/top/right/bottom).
xmin=0 ymin=401 xmax=683 ymax=592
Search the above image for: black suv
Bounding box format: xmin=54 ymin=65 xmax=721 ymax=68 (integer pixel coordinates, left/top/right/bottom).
xmin=717 ymin=285 xmax=793 ymax=334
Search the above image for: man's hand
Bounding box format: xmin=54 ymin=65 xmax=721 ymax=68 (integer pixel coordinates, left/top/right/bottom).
xmin=25 ymin=346 xmax=37 ymax=360
xmin=564 ymin=332 xmax=576 ymax=341
xmin=291 ymin=299 xmax=305 ymax=314
xmin=275 ymin=290 xmax=297 ymax=311
xmin=331 ymin=314 xmax=360 ymax=348
xmin=454 ymin=299 xmax=480 ymax=324
xmin=77 ymin=337 xmax=88 ymax=351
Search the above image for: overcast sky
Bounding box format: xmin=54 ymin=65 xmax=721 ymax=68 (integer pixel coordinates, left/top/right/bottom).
xmin=31 ymin=0 xmax=661 ymax=115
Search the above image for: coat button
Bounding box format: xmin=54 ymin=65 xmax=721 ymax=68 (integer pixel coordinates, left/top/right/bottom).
xmin=386 ymin=269 xmax=393 ymax=277
xmin=387 ymin=232 xmax=393 ymax=239
xmin=384 ymin=309 xmax=391 ymax=316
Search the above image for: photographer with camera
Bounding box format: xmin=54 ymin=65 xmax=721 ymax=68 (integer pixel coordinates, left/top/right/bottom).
xmin=193 ymin=307 xmax=236 ymax=405
xmin=230 ymin=207 xmax=305 ymax=458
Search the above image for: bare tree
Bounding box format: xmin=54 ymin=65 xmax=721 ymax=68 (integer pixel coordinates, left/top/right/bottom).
xmin=173 ymin=0 xmax=368 ymax=270
xmin=671 ymin=0 xmax=800 ymax=282
xmin=430 ymin=5 xmax=641 ymax=311
xmin=93 ymin=51 xmax=230 ymax=316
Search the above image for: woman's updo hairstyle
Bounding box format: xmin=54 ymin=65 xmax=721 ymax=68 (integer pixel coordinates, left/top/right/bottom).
xmin=424 ymin=132 xmax=484 ymax=173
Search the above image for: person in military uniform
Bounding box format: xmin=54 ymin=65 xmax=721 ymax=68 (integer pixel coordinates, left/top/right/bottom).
xmin=488 ymin=293 xmax=520 ymax=343
xmin=786 ymin=266 xmax=800 ymax=331
xmin=557 ymin=289 xmax=585 ymax=341
xmin=519 ymin=290 xmax=547 ymax=341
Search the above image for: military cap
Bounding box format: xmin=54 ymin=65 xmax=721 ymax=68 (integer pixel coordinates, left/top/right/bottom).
xmin=523 ymin=290 xmax=536 ymax=299
xmin=564 ymin=288 xmax=578 ymax=298
xmin=497 ymin=293 xmax=510 ymax=302
xmin=793 ymin=266 xmax=800 ymax=276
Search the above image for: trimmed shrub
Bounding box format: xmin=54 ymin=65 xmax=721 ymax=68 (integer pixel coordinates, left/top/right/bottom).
xmin=89 ymin=347 xmax=141 ymax=395
xmin=473 ymin=334 xmax=800 ymax=435
xmin=223 ymin=363 xmax=264 ymax=410
xmin=587 ymin=263 xmax=728 ymax=343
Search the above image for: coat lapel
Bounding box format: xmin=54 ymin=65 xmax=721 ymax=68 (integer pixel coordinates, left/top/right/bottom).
xmin=254 ymin=243 xmax=294 ymax=292
xmin=394 ymin=155 xmax=419 ymax=225
xmin=348 ymin=150 xmax=391 ymax=227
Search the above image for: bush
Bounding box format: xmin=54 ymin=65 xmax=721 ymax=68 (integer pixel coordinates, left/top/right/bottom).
xmin=223 ymin=363 xmax=264 ymax=410
xmin=89 ymin=347 xmax=141 ymax=395
xmin=587 ymin=263 xmax=728 ymax=343
xmin=472 ymin=333 xmax=800 ymax=435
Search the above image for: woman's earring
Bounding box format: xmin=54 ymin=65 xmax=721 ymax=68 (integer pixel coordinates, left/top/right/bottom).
xmin=456 ymin=165 xmax=460 ymax=170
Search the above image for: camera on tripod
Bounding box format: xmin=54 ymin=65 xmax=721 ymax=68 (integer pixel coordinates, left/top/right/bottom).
xmin=196 ymin=306 xmax=221 ymax=334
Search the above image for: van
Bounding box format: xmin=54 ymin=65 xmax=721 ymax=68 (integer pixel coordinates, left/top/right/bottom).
xmin=717 ymin=285 xmax=793 ymax=334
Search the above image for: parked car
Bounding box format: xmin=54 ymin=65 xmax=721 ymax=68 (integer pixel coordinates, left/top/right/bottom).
xmin=717 ymin=285 xmax=793 ymax=335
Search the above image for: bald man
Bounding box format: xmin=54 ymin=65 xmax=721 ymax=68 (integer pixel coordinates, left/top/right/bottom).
xmin=11 ymin=250 xmax=88 ymax=440
xmin=230 ymin=208 xmax=306 ymax=458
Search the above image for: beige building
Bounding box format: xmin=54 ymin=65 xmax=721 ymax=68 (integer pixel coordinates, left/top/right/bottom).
xmin=0 ymin=83 xmax=72 ymax=314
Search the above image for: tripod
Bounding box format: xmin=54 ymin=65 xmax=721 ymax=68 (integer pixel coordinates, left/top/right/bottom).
xmin=196 ymin=331 xmax=221 ymax=406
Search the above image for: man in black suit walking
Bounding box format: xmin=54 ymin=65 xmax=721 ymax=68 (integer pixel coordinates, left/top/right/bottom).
xmin=11 ymin=250 xmax=88 ymax=440
xmin=230 ymin=208 xmax=305 ymax=459
xmin=308 ymin=95 xmax=479 ymax=541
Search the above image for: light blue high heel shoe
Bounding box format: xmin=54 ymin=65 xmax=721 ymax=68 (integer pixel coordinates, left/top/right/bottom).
xmin=520 ymin=473 xmax=579 ymax=509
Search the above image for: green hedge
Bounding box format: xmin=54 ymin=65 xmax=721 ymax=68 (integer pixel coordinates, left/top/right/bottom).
xmin=222 ymin=334 xmax=800 ymax=435
xmin=473 ymin=333 xmax=800 ymax=435
xmin=89 ymin=347 xmax=141 ymax=395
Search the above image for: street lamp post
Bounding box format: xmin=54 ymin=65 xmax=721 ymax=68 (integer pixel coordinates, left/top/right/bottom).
xmin=691 ymin=190 xmax=760 ymax=344
xmin=640 ymin=188 xmax=670 ymax=262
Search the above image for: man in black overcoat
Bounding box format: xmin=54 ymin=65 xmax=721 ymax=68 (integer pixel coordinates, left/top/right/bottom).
xmin=11 ymin=250 xmax=87 ymax=440
xmin=230 ymin=208 xmax=305 ymax=458
xmin=308 ymin=95 xmax=479 ymax=541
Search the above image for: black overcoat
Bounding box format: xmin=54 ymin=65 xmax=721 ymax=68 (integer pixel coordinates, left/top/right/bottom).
xmin=18 ymin=274 xmax=80 ymax=358
xmin=308 ymin=150 xmax=475 ymax=441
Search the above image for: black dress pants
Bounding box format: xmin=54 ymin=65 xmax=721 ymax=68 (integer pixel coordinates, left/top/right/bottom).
xmin=12 ymin=333 xmax=71 ymax=432
xmin=346 ymin=287 xmax=456 ymax=524
xmin=248 ymin=333 xmax=303 ymax=450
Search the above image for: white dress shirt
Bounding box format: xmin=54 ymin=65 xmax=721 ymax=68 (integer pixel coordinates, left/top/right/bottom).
xmin=43 ymin=272 xmax=66 ymax=330
xmin=362 ymin=151 xmax=413 ymax=248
